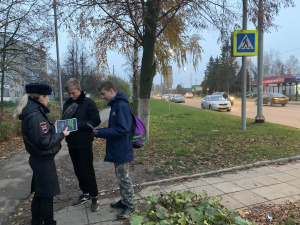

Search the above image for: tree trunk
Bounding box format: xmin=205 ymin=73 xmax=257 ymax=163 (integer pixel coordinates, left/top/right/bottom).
xmin=139 ymin=0 xmax=161 ymax=141
xmin=132 ymin=39 xmax=139 ymax=115
xmin=0 ymin=69 xmax=4 ymax=123
xmin=0 ymin=52 xmax=6 ymax=123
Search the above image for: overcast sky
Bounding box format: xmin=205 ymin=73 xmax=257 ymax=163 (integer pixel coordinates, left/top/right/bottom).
xmin=50 ymin=3 xmax=299 ymax=89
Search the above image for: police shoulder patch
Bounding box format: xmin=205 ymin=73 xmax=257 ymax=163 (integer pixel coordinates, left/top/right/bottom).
xmin=39 ymin=122 xmax=49 ymax=133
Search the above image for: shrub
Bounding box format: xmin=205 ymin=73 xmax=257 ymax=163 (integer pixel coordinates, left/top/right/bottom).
xmin=129 ymin=191 xmax=255 ymax=225
xmin=48 ymin=101 xmax=59 ymax=112
xmin=0 ymin=120 xmax=22 ymax=142
xmin=94 ymin=99 xmax=108 ymax=110
xmin=2 ymin=101 xmax=17 ymax=107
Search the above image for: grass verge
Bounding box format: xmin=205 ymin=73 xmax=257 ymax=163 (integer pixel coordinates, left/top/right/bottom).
xmin=116 ymin=99 xmax=300 ymax=177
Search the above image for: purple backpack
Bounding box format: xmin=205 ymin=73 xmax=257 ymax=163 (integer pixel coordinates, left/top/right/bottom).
xmin=131 ymin=114 xmax=146 ymax=148
xmin=116 ymin=101 xmax=146 ymax=148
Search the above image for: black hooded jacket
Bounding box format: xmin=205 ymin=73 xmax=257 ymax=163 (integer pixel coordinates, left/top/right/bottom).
xmin=63 ymin=92 xmax=101 ymax=148
xmin=20 ymin=98 xmax=64 ymax=159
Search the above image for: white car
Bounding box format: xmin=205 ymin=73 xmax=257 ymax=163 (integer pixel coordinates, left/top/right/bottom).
xmin=162 ymin=94 xmax=169 ymax=100
xmin=201 ymin=95 xmax=231 ymax=112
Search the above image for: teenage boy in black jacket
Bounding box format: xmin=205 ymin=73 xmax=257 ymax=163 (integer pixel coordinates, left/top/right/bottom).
xmin=63 ymin=78 xmax=101 ymax=212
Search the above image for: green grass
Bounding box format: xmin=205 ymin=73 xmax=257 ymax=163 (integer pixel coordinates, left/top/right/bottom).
xmin=133 ymin=99 xmax=300 ymax=176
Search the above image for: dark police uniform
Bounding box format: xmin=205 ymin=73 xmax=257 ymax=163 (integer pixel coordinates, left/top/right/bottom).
xmin=20 ymin=98 xmax=64 ymax=197
xmin=19 ymin=82 xmax=65 ymax=225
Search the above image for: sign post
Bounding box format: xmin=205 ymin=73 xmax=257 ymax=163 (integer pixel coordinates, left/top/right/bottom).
xmin=232 ymin=29 xmax=258 ymax=130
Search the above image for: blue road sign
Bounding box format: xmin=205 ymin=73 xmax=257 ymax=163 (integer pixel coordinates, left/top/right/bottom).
xmin=236 ymin=33 xmax=255 ymax=53
xmin=296 ymin=74 xmax=300 ymax=81
xmin=233 ymin=30 xmax=258 ymax=57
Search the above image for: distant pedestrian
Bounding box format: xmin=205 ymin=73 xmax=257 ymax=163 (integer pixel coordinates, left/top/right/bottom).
xmin=95 ymin=81 xmax=135 ymax=219
xmin=14 ymin=82 xmax=70 ymax=225
xmin=62 ymin=78 xmax=101 ymax=212
xmin=223 ymin=92 xmax=228 ymax=99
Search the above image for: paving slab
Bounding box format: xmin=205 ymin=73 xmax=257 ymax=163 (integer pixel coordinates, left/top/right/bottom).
xmin=136 ymin=185 xmax=164 ymax=198
xmin=218 ymin=194 xmax=245 ymax=210
xmin=288 ymin=179 xmax=300 ymax=189
xmin=269 ymin=183 xmax=300 ymax=196
xmin=288 ymin=162 xmax=300 ymax=169
xmin=221 ymin=173 xmax=246 ymax=181
xmin=192 ymin=185 xmax=224 ymax=196
xmin=55 ymin=206 xmax=88 ymax=225
xmin=181 ymin=179 xmax=208 ymax=188
xmin=282 ymin=169 xmax=300 ymax=178
xmin=237 ymin=170 xmax=262 ymax=178
xmin=232 ymin=178 xmax=265 ymax=190
xmin=161 ymin=183 xmax=190 ymax=193
xmin=250 ymin=186 xmax=287 ymax=200
xmin=200 ymin=176 xmax=227 ymax=184
xmin=87 ymin=205 xmax=119 ymax=223
xmin=271 ymin=196 xmax=298 ymax=205
xmin=272 ymin=164 xmax=295 ymax=172
xmin=212 ymin=181 xmax=245 ymax=193
xmin=251 ymin=166 xmax=279 ymax=175
xmin=229 ymin=190 xmax=267 ymax=206
xmin=250 ymin=175 xmax=282 ymax=185
xmin=267 ymin=172 xmax=298 ymax=182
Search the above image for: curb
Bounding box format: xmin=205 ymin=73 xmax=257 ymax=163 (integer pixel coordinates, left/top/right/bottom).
xmin=98 ymin=155 xmax=300 ymax=194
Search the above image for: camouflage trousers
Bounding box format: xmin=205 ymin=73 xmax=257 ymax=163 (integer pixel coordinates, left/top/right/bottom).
xmin=114 ymin=162 xmax=134 ymax=208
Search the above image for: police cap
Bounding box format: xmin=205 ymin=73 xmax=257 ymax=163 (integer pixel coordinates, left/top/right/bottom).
xmin=25 ymin=82 xmax=52 ymax=95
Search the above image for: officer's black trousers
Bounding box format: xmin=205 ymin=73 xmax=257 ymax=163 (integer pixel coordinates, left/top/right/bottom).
xmin=68 ymin=147 xmax=98 ymax=197
xmin=31 ymin=195 xmax=55 ymax=225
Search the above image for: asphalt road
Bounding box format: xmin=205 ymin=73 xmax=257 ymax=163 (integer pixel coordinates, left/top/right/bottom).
xmin=180 ymin=97 xmax=300 ymax=129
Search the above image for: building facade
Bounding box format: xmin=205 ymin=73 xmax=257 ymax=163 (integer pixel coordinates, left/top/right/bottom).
xmin=0 ymin=36 xmax=47 ymax=102
xmin=252 ymin=74 xmax=300 ymax=100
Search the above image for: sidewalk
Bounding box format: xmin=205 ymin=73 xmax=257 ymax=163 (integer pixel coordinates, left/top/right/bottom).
xmin=54 ymin=158 xmax=300 ymax=225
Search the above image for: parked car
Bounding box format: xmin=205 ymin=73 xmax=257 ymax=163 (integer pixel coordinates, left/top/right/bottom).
xmin=184 ymin=92 xmax=194 ymax=98
xmin=173 ymin=94 xmax=185 ymax=103
xmin=212 ymin=92 xmax=234 ymax=105
xmin=162 ymin=94 xmax=169 ymax=100
xmin=255 ymin=93 xmax=289 ymax=106
xmin=201 ymin=95 xmax=231 ymax=111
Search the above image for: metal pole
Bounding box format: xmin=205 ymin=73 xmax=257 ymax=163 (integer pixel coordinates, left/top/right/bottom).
xmin=241 ymin=0 xmax=247 ymax=131
xmin=255 ymin=0 xmax=265 ymax=123
xmin=249 ymin=57 xmax=251 ymax=94
xmin=53 ymin=0 xmax=63 ymax=115
xmin=161 ymin=73 xmax=163 ymax=100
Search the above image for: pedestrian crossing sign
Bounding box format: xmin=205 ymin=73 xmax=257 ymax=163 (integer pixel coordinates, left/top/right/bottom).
xmin=232 ymin=30 xmax=258 ymax=56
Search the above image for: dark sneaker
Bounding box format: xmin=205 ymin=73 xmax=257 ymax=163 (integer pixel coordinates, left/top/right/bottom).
xmin=90 ymin=197 xmax=99 ymax=212
xmin=72 ymin=194 xmax=91 ymax=206
xmin=117 ymin=206 xmax=135 ymax=219
xmin=110 ymin=200 xmax=126 ymax=209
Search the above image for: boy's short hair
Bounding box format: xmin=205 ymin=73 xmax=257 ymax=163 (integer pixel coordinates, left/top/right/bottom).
xmin=65 ymin=78 xmax=81 ymax=92
xmin=98 ymin=81 xmax=116 ymax=92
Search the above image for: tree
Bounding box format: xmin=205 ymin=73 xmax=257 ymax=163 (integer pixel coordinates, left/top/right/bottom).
xmin=62 ymin=0 xmax=294 ymax=139
xmin=0 ymin=0 xmax=54 ymax=121
xmin=218 ymin=40 xmax=239 ymax=93
xmin=61 ymin=39 xmax=100 ymax=97
xmin=62 ymin=0 xmax=213 ymax=138
xmin=263 ymin=48 xmax=284 ymax=76
xmin=285 ymin=55 xmax=300 ymax=74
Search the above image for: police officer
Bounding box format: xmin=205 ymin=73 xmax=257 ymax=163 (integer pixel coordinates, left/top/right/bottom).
xmin=14 ymin=82 xmax=69 ymax=225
